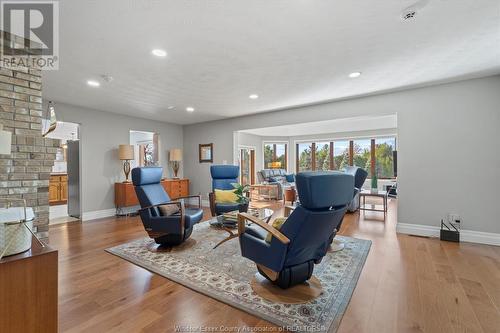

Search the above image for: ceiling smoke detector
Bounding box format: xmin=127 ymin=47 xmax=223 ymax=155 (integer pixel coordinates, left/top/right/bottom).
xmin=402 ymin=10 xmax=417 ymax=20
xmin=101 ymin=75 xmax=114 ymax=83
xmin=401 ymin=0 xmax=430 ymax=21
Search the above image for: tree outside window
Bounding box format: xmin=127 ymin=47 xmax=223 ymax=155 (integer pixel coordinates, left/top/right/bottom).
xmin=333 ymin=140 xmax=349 ymax=170
xmin=375 ymin=137 xmax=396 ymax=178
xmin=353 ymin=139 xmax=371 ymax=174
xmin=297 ymin=143 xmax=312 ymax=171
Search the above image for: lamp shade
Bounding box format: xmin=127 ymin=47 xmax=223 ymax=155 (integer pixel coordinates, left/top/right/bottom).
xmin=118 ymin=144 xmax=134 ymax=160
xmin=0 ymin=124 xmax=12 ymax=155
xmin=169 ymin=148 xmax=182 ymax=162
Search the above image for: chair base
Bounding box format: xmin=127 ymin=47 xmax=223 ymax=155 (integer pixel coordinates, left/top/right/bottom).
xmin=250 ymin=273 xmax=323 ymax=304
xmin=152 ymin=226 xmax=193 ymax=246
xmin=329 ymin=239 xmax=345 ymax=252
xmin=147 ymin=237 xmax=197 ymax=253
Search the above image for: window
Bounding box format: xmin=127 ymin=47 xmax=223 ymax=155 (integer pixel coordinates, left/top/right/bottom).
xmin=375 ymin=137 xmax=396 ymax=178
xmin=352 ymin=139 xmax=371 ymax=174
xmin=296 ymin=143 xmax=313 ymax=172
xmin=333 ymin=140 xmax=349 ymax=170
xmin=264 ymin=143 xmax=287 ymax=170
xmin=295 ymin=136 xmax=397 ymax=178
xmin=314 ymin=141 xmax=331 ymax=171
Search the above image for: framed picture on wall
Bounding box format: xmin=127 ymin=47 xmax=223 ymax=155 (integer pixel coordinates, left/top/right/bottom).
xmin=199 ymin=143 xmax=213 ymax=163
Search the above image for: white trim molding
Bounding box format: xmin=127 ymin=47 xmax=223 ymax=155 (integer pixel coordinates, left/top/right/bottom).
xmin=82 ymin=208 xmax=116 ymax=221
xmin=396 ymin=223 xmax=500 ymax=246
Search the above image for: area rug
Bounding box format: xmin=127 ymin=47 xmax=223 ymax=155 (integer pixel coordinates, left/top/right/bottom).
xmin=106 ymin=222 xmax=371 ymax=333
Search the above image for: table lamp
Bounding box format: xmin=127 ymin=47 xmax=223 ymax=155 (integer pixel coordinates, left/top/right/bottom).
xmin=169 ymin=148 xmax=182 ymax=178
xmin=0 ymin=124 xmax=12 ymax=155
xmin=118 ymin=144 xmax=134 ymax=182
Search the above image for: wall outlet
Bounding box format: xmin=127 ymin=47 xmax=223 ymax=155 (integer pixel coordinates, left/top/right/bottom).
xmin=448 ymin=213 xmax=461 ymax=224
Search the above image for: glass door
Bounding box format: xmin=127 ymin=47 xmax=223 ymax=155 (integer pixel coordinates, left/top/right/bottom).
xmin=239 ymin=148 xmax=255 ymax=185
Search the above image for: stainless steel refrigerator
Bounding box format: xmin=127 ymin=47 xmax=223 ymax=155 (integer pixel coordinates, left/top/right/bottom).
xmin=66 ymin=140 xmax=81 ymax=218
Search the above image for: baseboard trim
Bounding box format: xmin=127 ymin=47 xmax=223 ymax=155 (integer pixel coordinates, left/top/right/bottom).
xmin=396 ymin=223 xmax=500 ymax=246
xmin=82 ymin=208 xmax=116 ymax=222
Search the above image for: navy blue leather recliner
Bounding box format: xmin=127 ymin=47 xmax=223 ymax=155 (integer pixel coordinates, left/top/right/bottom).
xmin=343 ymin=166 xmax=368 ymax=212
xmin=132 ymin=167 xmax=203 ymax=245
xmin=209 ymin=165 xmax=247 ymax=216
xmin=238 ymin=171 xmax=354 ymax=289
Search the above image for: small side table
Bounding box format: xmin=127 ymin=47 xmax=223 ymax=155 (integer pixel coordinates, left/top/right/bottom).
xmin=359 ymin=189 xmax=388 ymax=220
xmin=283 ymin=186 xmax=296 ymax=205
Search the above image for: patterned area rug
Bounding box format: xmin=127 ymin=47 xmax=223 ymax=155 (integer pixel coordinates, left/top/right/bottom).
xmin=106 ymin=222 xmax=371 ymax=333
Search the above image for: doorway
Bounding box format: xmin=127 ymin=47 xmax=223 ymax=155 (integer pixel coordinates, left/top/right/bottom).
xmin=239 ymin=147 xmax=255 ymax=185
xmin=129 ymin=130 xmax=160 ymax=168
xmin=47 ymin=121 xmax=81 ymax=225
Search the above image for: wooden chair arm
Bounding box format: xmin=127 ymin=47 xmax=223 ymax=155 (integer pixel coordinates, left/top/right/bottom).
xmin=284 ymin=205 xmax=295 ymax=217
xmin=237 ymin=213 xmax=290 ymax=244
xmin=139 ymin=201 xmax=186 ymax=237
xmin=209 ymin=192 xmax=216 ymax=217
xmin=176 ymin=194 xmax=202 ymax=208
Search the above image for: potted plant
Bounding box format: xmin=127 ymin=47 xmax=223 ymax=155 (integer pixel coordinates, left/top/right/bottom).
xmin=231 ymin=183 xmax=250 ymax=212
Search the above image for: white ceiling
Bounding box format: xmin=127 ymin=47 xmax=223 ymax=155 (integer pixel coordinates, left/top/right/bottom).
xmin=240 ymin=114 xmax=398 ymax=137
xmin=43 ymin=0 xmax=500 ymax=125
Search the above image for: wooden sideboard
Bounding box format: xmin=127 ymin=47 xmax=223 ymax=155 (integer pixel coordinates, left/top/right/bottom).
xmin=0 ymin=240 xmax=58 ymax=333
xmin=115 ymin=178 xmax=189 ymax=208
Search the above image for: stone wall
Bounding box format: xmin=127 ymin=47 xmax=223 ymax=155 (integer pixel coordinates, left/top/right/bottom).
xmin=0 ymin=33 xmax=59 ymax=241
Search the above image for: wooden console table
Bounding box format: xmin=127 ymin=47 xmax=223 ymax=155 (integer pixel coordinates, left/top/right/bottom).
xmin=115 ymin=178 xmax=189 ymax=209
xmin=0 ymin=239 xmax=58 ymax=333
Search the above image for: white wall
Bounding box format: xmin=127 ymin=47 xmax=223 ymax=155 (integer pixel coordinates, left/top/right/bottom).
xmin=184 ymin=76 xmax=500 ymax=235
xmin=46 ymin=101 xmax=183 ymax=215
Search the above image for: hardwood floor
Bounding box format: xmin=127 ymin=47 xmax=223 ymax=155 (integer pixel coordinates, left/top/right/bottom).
xmin=49 ymin=200 xmax=500 ymax=333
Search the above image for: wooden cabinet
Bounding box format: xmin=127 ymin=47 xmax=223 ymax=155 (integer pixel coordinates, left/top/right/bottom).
xmin=49 ymin=174 xmax=68 ymax=205
xmin=0 ymin=241 xmax=58 ymax=333
xmin=115 ymin=179 xmax=189 ymax=208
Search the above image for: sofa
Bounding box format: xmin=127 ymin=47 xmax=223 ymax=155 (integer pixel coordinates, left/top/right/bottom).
xmin=257 ymin=169 xmax=295 ymax=200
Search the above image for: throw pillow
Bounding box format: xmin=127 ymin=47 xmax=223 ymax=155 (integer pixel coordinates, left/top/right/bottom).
xmin=265 ymin=217 xmax=288 ymax=243
xmin=214 ymin=189 xmax=239 ymax=203
xmin=159 ymin=204 xmax=180 ymax=216
xmin=285 ymin=174 xmax=295 ymax=182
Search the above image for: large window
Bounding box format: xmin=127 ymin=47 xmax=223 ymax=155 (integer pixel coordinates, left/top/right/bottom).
xmin=314 ymin=142 xmax=331 ymax=171
xmin=296 ymin=143 xmax=312 ymax=172
xmin=375 ymin=137 xmax=396 ymax=178
xmin=295 ymin=136 xmax=396 ymax=178
xmin=333 ymin=140 xmax=350 ymax=170
xmin=264 ymin=143 xmax=287 ymax=170
xmin=353 ymin=139 xmax=371 ymax=174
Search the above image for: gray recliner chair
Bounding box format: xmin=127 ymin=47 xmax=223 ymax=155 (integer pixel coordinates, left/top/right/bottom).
xmin=343 ymin=166 xmax=368 ymax=212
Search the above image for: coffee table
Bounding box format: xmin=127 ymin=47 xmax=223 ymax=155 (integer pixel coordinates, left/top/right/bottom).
xmin=210 ymin=207 xmax=274 ymax=249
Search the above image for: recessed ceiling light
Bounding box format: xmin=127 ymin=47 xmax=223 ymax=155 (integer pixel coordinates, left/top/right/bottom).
xmin=87 ymin=80 xmax=100 ymax=87
xmin=186 ymin=107 xmax=195 ymax=112
xmin=167 ymin=106 xmax=175 ymax=110
xmin=348 ymin=72 xmax=362 ymax=78
xmin=152 ymin=49 xmax=167 ymax=57
xmin=249 ymin=94 xmax=259 ymax=99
